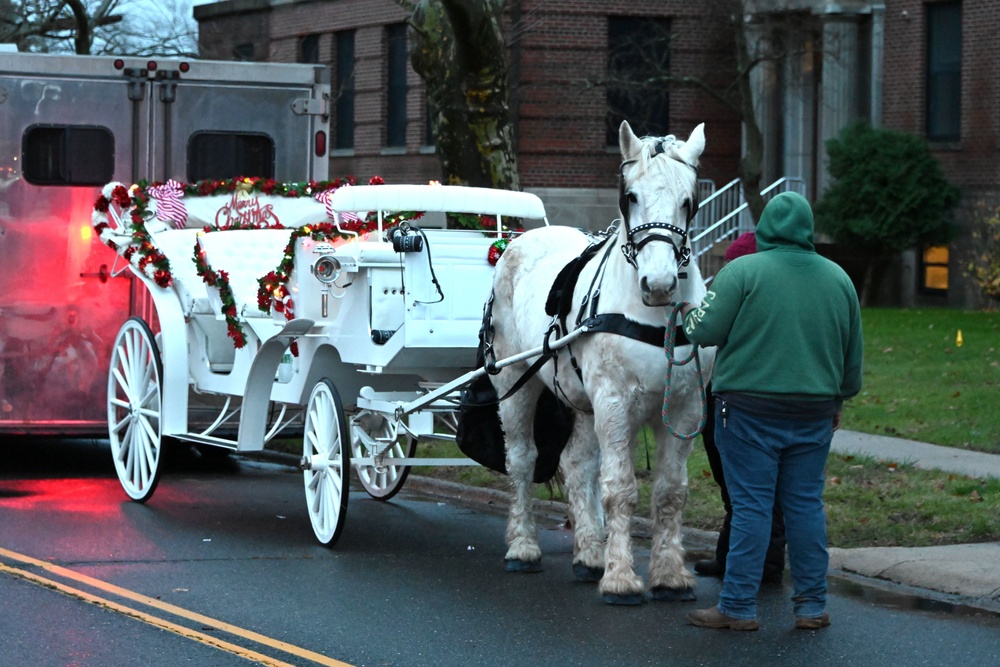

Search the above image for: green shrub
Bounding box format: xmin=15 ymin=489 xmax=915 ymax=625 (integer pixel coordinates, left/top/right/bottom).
xmin=815 ymin=122 xmax=960 ymax=253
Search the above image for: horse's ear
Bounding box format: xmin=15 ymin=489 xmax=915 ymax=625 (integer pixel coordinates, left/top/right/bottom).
xmin=618 ymin=120 xmax=641 ymax=161
xmin=679 ymin=123 xmax=706 ymax=167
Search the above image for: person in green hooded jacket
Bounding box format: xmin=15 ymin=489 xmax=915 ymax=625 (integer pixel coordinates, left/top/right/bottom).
xmin=680 ymin=191 xmax=863 ymax=632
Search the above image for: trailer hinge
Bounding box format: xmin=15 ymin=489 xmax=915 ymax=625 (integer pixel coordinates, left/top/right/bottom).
xmin=123 ymin=67 xmax=147 ymax=101
xmin=291 ymin=96 xmax=328 ymax=117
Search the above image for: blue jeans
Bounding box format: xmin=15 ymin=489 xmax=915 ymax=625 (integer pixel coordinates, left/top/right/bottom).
xmin=714 ymin=400 xmax=832 ymax=620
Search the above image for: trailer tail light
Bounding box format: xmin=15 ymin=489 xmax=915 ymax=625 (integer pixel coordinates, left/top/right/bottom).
xmin=147 ymin=60 xmax=158 ymax=71
xmin=179 ymin=62 xmax=190 ymax=73
xmin=314 ymin=130 xmax=327 ymax=157
xmin=113 ymin=59 xmax=125 ymax=70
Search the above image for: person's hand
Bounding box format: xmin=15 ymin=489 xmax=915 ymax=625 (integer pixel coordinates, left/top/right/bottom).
xmin=832 ymin=410 xmax=842 ymax=431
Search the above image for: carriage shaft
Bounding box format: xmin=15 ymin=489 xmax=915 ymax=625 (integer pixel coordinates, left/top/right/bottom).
xmin=391 ymin=324 xmax=591 ymax=418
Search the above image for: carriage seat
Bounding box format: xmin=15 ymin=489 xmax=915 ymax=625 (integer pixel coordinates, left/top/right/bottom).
xmin=194 ymin=229 xmax=294 ymax=321
xmin=144 ymin=228 xmax=212 ymax=316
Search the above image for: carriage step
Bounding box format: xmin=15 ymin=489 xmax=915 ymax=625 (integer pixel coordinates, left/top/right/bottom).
xmin=351 ymin=457 xmax=479 ymax=466
xmin=170 ymin=432 xmax=239 ymax=450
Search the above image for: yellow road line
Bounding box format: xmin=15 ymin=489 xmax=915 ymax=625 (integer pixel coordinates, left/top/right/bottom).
xmin=0 ymin=563 xmax=298 ymax=667
xmin=0 ymin=546 xmax=354 ymax=667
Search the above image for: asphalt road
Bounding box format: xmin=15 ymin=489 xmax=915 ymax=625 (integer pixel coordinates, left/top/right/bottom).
xmin=1 ymin=438 xmax=999 ymax=667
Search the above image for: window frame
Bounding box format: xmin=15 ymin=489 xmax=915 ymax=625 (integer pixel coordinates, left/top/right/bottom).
xmin=334 ymin=30 xmax=356 ymax=151
xmin=299 ymin=33 xmax=320 ymax=64
xmin=925 ymin=1 xmax=962 ymax=143
xmin=21 ymin=124 xmax=115 ymax=186
xmin=386 ymin=23 xmax=409 ymax=148
xmin=606 ymin=16 xmax=671 ymax=146
xmin=186 ymin=131 xmax=276 ymax=182
xmin=918 ymin=244 xmax=950 ymax=295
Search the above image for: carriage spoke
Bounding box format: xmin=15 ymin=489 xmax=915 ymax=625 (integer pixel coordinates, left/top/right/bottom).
xmin=125 ymin=331 xmax=139 ymax=381
xmin=140 ymin=427 xmax=157 ymax=479
xmin=111 ymin=367 xmax=132 ymax=404
xmin=322 ymin=475 xmax=336 ymax=524
xmin=109 ymin=396 xmax=131 ymax=410
xmin=124 ymin=429 xmax=136 ymax=481
xmin=111 ymin=410 xmax=132 ymax=437
xmin=138 ymin=411 xmax=159 ymax=444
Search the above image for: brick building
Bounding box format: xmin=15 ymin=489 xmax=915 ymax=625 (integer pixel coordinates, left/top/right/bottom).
xmin=194 ymin=0 xmax=742 ymax=232
xmin=194 ymin=0 xmax=998 ymax=307
xmin=880 ymin=0 xmax=998 ymax=307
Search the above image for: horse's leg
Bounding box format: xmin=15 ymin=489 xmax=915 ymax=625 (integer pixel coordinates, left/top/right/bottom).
xmin=648 ymin=421 xmax=698 ymax=601
xmin=559 ymin=414 xmax=604 ymax=582
xmin=498 ymin=379 xmax=545 ymax=572
xmin=594 ymin=396 xmax=646 ymax=605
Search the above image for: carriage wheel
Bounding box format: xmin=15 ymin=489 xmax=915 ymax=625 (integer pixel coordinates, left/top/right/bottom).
xmin=350 ymin=412 xmax=416 ymax=501
xmin=301 ymin=379 xmax=350 ymax=546
xmin=107 ymin=317 xmax=164 ymax=503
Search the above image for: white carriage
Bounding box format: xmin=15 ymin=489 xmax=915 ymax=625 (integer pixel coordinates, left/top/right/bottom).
xmin=94 ymin=179 xmax=549 ymax=545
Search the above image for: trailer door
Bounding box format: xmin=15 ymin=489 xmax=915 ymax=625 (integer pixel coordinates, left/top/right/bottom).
xmin=0 ymin=66 xmax=138 ymax=433
xmin=150 ymin=61 xmax=328 ymax=184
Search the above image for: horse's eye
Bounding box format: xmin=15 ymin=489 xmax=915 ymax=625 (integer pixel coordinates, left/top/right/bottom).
xmin=627 ymin=193 xmax=638 ymax=204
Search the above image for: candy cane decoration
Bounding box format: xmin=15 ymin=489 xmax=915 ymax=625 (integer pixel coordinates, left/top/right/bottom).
xmin=148 ymin=179 xmax=188 ymax=230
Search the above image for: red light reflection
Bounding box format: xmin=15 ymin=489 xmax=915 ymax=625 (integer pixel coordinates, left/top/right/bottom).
xmin=0 ymin=479 xmax=125 ymax=516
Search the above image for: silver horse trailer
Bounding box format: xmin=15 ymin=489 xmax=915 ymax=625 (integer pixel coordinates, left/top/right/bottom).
xmin=0 ymin=51 xmax=329 ymax=434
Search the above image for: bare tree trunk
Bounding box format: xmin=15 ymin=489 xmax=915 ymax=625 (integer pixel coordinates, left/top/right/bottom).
xmin=734 ymin=6 xmax=765 ymax=224
xmin=66 ymin=0 xmax=92 ymax=54
xmin=859 ymin=260 xmax=875 ymax=307
xmin=406 ymin=0 xmax=520 ymax=191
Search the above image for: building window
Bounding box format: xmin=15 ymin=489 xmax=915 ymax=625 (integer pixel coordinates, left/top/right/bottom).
xmin=22 ymin=125 xmax=114 ymax=186
xmin=334 ymin=30 xmax=356 ymax=150
xmin=299 ymin=34 xmax=320 ymax=64
xmin=926 ymin=1 xmax=961 ymax=142
xmin=386 ymin=23 xmax=408 ymax=148
xmin=920 ymin=245 xmax=949 ymax=293
xmin=606 ymin=16 xmax=671 ymax=146
xmin=233 ymin=43 xmax=254 ymax=61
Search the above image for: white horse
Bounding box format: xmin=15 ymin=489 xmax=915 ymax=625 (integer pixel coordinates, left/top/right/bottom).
xmin=487 ymin=121 xmax=715 ymax=604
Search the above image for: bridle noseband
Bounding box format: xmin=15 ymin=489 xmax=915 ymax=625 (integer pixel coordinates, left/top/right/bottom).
xmin=618 ymin=141 xmax=699 ymax=271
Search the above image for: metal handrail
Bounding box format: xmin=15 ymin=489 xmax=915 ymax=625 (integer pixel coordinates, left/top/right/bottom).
xmin=690 ymin=177 xmax=807 ymax=280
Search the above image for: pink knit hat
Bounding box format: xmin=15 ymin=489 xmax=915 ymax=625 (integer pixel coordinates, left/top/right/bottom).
xmin=724 ymin=231 xmax=756 ymax=261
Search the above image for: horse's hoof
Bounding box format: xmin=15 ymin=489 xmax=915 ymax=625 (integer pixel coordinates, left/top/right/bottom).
xmin=651 ymin=586 xmax=697 ymax=602
xmin=601 ymin=592 xmax=647 ymax=606
xmin=504 ymin=558 xmax=543 ymax=574
xmin=573 ymin=562 xmax=604 ymax=583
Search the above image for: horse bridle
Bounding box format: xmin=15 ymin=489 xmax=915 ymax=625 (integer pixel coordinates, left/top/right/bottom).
xmin=618 ymin=141 xmax=700 ymax=271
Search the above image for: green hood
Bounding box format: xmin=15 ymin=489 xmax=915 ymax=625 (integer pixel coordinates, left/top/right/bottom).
xmin=755 ymin=191 xmax=815 ymax=253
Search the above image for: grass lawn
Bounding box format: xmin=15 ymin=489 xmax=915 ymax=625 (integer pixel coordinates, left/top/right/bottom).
xmin=844 ymin=308 xmax=1000 ymax=453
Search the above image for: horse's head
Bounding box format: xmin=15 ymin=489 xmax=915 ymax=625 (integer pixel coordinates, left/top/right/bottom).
xmin=617 ymin=121 xmax=705 ymax=307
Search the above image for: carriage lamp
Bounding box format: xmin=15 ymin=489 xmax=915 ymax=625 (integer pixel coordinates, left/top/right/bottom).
xmin=312 ymin=256 xmax=342 ymax=284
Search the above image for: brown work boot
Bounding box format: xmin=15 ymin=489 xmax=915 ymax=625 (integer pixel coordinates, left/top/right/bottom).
xmin=795 ymin=612 xmax=831 ymax=630
xmin=687 ymin=606 xmax=760 ymax=631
